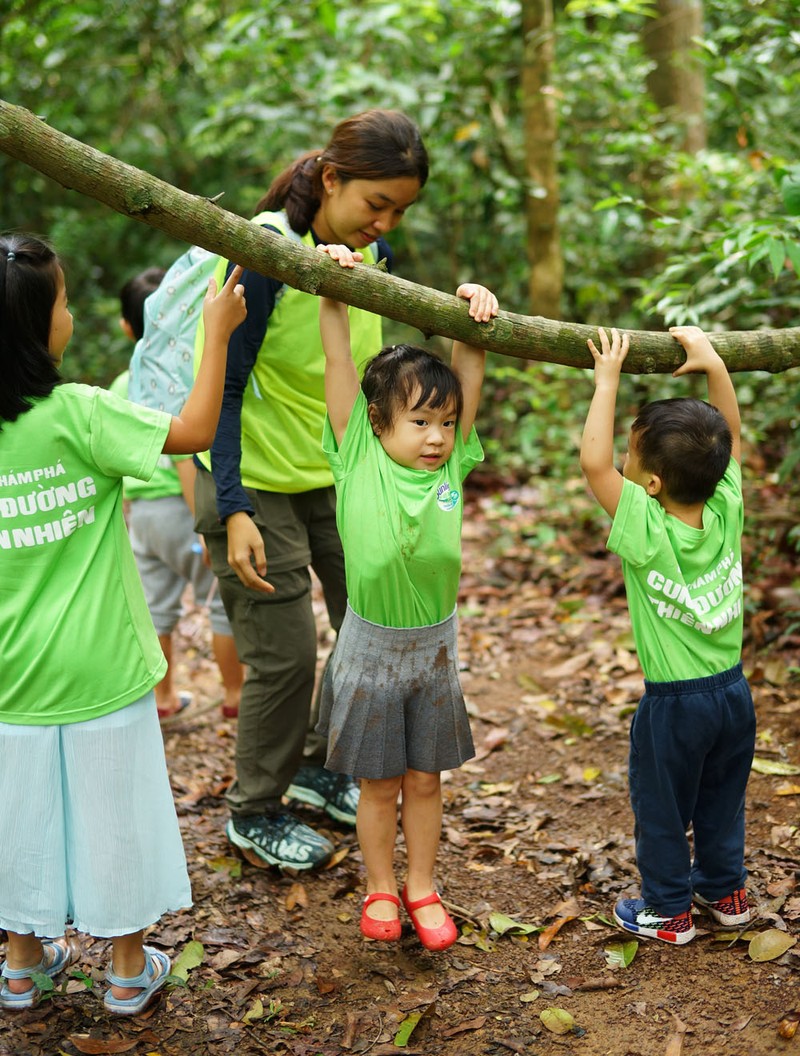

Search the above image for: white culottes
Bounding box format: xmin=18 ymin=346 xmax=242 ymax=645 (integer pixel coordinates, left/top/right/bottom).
xmin=0 ymin=694 xmax=191 ymax=938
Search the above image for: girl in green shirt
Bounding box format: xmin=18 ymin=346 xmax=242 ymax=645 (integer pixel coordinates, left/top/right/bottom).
xmin=318 ymin=242 xmax=497 ymax=951
xmin=0 ymin=234 xmax=245 ymax=1014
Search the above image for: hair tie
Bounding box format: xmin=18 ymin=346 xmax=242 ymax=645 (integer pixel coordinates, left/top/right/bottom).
xmin=6 ymin=251 xmax=15 ymax=262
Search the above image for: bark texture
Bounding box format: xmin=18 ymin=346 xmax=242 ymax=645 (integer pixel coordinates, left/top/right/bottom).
xmin=521 ymin=0 xmax=564 ymax=319
xmin=1 ymin=100 xmax=798 ymax=374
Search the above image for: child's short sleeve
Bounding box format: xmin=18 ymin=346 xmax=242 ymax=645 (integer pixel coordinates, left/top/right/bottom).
xmin=89 ymin=387 xmax=171 ymax=482
xmin=322 ymin=392 xmax=375 ymax=483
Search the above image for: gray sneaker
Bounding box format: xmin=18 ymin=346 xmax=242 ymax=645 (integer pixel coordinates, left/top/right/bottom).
xmin=286 ymin=766 xmax=360 ymax=826
xmin=226 ymin=811 xmax=334 ymax=871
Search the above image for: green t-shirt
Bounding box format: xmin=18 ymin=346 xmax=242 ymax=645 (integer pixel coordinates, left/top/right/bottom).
xmin=0 ymin=384 xmax=171 ymax=724
xmin=110 ymin=370 xmax=183 ymax=500
xmin=607 ymin=459 xmax=744 ymax=682
xmin=323 ymin=392 xmax=483 ymax=628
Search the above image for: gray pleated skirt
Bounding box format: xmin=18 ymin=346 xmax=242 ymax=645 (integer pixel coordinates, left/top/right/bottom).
xmin=317 ymin=605 xmax=475 ymax=780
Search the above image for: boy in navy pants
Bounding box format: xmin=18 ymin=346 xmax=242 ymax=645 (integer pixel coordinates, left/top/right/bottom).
xmin=580 ymin=325 xmax=755 ymax=944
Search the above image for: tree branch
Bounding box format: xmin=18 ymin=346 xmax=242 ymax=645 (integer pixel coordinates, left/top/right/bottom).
xmin=1 ymin=99 xmax=798 ymax=374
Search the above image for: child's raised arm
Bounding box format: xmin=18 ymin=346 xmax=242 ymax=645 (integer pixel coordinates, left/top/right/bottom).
xmin=163 ymin=266 xmax=246 ymax=454
xmin=580 ymin=327 xmax=630 ymax=518
xmin=450 ymin=283 xmax=498 ymax=439
xmin=670 ymin=325 xmax=741 ymax=464
xmin=317 ymin=244 xmax=363 ymax=444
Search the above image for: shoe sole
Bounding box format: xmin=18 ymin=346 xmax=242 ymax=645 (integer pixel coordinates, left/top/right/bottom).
xmin=694 ymin=905 xmax=751 ymax=926
xmin=285 ymin=783 xmax=357 ymax=826
xmin=613 ymin=910 xmax=696 ymax=945
xmin=226 ymin=822 xmax=332 ymax=872
xmin=692 ymin=892 xmax=750 ymax=927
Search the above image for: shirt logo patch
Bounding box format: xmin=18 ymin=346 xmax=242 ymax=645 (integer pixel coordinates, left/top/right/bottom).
xmin=437 ymin=481 xmax=460 ymax=511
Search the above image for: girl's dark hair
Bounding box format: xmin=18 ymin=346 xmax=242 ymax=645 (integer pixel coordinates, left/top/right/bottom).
xmin=631 ymin=397 xmax=732 ymax=504
xmin=0 ymin=233 xmax=62 ymax=426
xmin=119 ymin=266 xmax=166 ymax=341
xmin=362 ymin=344 xmax=463 ymax=434
xmin=256 ymin=109 xmax=429 ymax=235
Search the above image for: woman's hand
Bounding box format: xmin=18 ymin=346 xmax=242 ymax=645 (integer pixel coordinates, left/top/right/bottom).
xmin=456 ymin=283 xmax=499 ymax=324
xmin=317 ymin=244 xmax=364 ymax=268
xmin=226 ymin=511 xmax=275 ymax=593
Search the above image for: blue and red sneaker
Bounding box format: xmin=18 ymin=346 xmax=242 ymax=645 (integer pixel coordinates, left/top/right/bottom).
xmin=693 ymin=888 xmax=750 ymax=927
xmin=614 ymin=898 xmax=696 ymax=944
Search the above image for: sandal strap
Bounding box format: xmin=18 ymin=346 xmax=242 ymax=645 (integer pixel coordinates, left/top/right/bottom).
xmin=106 ymin=946 xmax=162 ymax=989
xmin=403 ymin=889 xmax=442 ymax=912
xmin=363 ymin=892 xmax=401 ymax=909
xmin=1 ymin=938 xmax=72 ymax=980
xmin=1 ymin=956 xmax=46 ymax=981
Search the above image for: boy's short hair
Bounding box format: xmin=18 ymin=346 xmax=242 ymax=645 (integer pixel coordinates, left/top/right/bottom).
xmin=631 ymin=397 xmax=732 ymax=504
xmin=119 ymin=266 xmax=166 ymax=341
xmin=362 ymin=344 xmax=463 ymax=434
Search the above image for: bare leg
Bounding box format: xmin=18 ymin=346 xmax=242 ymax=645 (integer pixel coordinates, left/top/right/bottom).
xmin=357 ymin=775 xmax=403 ymax=923
xmin=108 ymin=930 xmax=146 ymax=1002
xmin=3 ymin=932 xmax=45 ymax=995
xmin=212 ymin=632 xmax=245 ymax=717
xmin=401 ymin=769 xmax=447 ymax=929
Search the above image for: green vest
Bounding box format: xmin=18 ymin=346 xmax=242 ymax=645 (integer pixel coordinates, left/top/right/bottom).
xmin=196 ymin=210 xmax=382 ymax=493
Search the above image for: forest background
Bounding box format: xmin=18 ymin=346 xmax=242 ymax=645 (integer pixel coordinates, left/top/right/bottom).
xmin=2 ymin=3 xmax=800 ymax=1052
xmin=0 ymin=0 xmax=798 ymax=585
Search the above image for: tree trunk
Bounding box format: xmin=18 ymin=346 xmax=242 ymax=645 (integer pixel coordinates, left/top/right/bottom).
xmin=521 ymin=0 xmax=563 ymax=319
xmin=1 ymin=100 xmax=797 ymax=374
xmin=642 ymin=0 xmax=707 ymax=153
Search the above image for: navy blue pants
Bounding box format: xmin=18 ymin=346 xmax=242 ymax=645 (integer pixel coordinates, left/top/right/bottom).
xmin=628 ymin=663 xmax=756 ymax=917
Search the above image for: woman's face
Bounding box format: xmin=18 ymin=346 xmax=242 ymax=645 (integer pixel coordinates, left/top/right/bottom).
xmin=313 ymin=170 xmax=421 ymax=249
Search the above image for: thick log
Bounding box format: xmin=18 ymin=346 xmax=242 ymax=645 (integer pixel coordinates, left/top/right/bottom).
xmin=1 ymin=99 xmax=798 ymax=374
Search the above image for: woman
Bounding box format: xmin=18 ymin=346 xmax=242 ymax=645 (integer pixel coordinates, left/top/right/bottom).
xmin=194 ymin=109 xmax=429 ymax=871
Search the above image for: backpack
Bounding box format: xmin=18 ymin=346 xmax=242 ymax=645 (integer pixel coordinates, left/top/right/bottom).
xmin=128 ymin=245 xmax=217 ymax=415
xmin=127 ymin=211 xmax=373 ymax=415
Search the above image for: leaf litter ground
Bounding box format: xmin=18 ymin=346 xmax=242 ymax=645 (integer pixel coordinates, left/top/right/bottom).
xmin=2 ymin=470 xmax=799 ymax=1056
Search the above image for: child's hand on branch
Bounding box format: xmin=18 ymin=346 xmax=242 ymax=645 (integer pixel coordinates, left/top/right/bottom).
xmin=456 ymin=283 xmax=499 ymax=323
xmin=587 ymin=327 xmax=629 ymax=386
xmin=670 ymin=325 xmax=724 ymax=377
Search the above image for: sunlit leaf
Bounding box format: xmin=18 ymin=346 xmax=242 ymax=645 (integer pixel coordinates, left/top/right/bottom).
xmin=768 ymin=237 xmax=787 ymax=278
xmin=242 ymin=998 xmax=265 ymax=1023
xmin=604 ymin=940 xmax=638 ymax=968
xmin=394 ymin=1011 xmax=423 ymax=1046
xmin=489 ymin=912 xmax=539 ymax=936
xmin=208 ymin=855 xmax=241 ymax=878
xmin=751 ymin=758 xmax=800 ymax=776
xmin=540 ymin=1007 xmax=575 ymax=1034
xmin=748 ymin=929 xmax=797 ymax=962
xmin=171 ymin=940 xmax=205 ymax=982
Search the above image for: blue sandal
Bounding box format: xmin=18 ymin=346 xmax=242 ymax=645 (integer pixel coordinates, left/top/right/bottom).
xmin=104 ymin=946 xmax=171 ymax=1016
xmin=0 ymin=937 xmax=78 ymax=1011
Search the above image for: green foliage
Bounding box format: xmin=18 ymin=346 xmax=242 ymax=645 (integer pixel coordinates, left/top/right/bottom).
xmin=0 ymin=0 xmax=798 ymax=489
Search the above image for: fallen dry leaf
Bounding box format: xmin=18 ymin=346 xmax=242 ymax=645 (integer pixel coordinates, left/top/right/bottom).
xmin=285 ymin=882 xmax=308 ymax=911
xmin=68 ymin=1037 xmax=139 ymax=1055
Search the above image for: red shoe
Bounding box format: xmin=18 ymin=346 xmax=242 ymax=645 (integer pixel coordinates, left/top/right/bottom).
xmin=361 ymin=893 xmax=402 ymax=942
xmin=157 ymin=691 xmax=192 ymax=721
xmin=401 ymin=886 xmax=457 ymax=951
